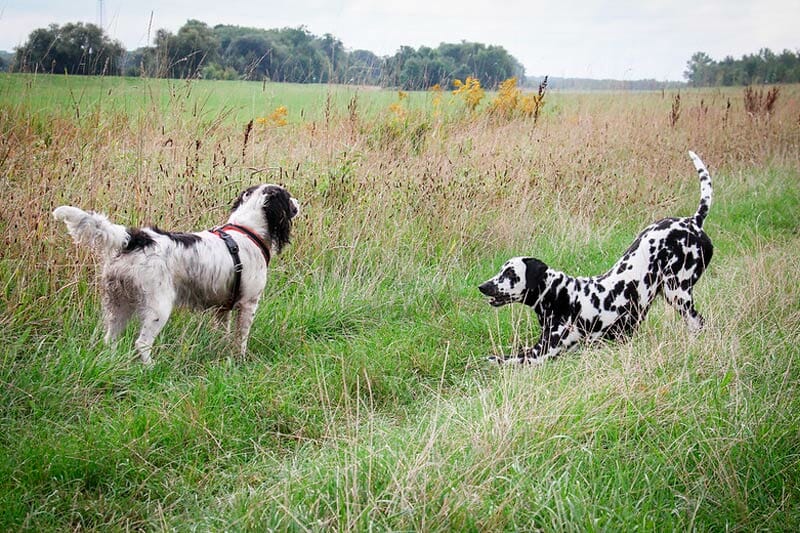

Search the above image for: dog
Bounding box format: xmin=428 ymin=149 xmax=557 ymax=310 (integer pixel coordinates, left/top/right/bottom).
xmin=53 ymin=184 xmax=300 ymax=364
xmin=478 ymin=151 xmax=713 ymax=365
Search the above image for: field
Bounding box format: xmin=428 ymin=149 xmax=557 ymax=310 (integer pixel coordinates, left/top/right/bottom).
xmin=1 ymin=73 xmax=799 ymax=530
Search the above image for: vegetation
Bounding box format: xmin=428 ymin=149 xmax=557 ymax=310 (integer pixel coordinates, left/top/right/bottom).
xmin=12 ymin=22 xmax=125 ymax=76
xmin=11 ymin=20 xmax=523 ymax=89
xmin=1 ymin=73 xmax=799 ymax=530
xmin=685 ymin=48 xmax=800 ymax=86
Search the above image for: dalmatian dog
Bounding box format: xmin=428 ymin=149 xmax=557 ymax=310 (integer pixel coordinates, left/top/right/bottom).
xmin=479 ymin=152 xmax=713 ymax=365
xmin=53 ymin=184 xmax=300 ymax=364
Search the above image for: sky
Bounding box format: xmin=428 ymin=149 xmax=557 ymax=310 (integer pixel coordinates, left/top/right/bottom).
xmin=0 ymin=0 xmax=797 ymax=81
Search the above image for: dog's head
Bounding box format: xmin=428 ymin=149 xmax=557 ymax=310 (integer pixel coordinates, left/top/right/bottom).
xmin=230 ymin=184 xmax=300 ymax=253
xmin=478 ymin=257 xmax=548 ymax=307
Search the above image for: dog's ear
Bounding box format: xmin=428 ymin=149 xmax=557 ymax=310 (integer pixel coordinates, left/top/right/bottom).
xmin=231 ymin=185 xmax=259 ymax=212
xmin=522 ymin=258 xmax=548 ymax=306
xmin=262 ymin=186 xmax=294 ymax=253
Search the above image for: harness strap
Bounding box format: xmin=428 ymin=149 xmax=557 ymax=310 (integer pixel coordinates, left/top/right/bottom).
xmin=210 ymin=224 xmax=271 ymax=310
xmin=210 ymin=228 xmax=243 ymax=310
xmin=219 ymin=224 xmax=271 ymax=266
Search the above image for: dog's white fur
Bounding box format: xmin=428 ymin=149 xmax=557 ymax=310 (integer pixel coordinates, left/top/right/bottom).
xmin=53 ymin=184 xmax=299 ymax=364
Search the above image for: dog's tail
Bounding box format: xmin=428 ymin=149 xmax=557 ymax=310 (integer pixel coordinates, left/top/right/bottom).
xmin=688 ymin=151 xmax=712 ymax=228
xmin=53 ymin=205 xmax=130 ymax=256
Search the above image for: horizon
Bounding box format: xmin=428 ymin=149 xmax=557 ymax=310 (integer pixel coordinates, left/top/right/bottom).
xmin=1 ymin=1 xmax=797 ymax=82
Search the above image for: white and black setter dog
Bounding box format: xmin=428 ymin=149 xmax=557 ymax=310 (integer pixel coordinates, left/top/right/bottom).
xmin=54 ymin=184 xmax=300 ymax=364
xmin=479 ymin=152 xmax=713 ymax=365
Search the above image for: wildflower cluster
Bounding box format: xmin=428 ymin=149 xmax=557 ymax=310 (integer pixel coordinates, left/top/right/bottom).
xmin=256 ymin=105 xmax=289 ymax=127
xmin=429 ymin=84 xmax=443 ymax=117
xmin=388 ymin=90 xmax=408 ymax=120
xmin=487 ymin=77 xmax=520 ymax=118
xmin=488 ymin=76 xmax=547 ymax=121
xmin=521 ymin=76 xmax=548 ymax=122
xmin=452 ymin=77 xmax=485 ymax=112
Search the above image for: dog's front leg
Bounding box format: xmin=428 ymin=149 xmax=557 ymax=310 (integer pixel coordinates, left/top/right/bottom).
xmin=235 ymin=298 xmax=260 ymax=356
xmin=489 ymin=323 xmax=579 ymax=366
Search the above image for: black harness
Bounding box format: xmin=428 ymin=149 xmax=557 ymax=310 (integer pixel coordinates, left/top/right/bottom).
xmin=210 ymin=224 xmax=271 ymax=310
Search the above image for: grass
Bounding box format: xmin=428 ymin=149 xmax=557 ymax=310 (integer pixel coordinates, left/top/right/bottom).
xmin=0 ymin=73 xmax=437 ymax=125
xmin=1 ymin=73 xmax=799 ymax=530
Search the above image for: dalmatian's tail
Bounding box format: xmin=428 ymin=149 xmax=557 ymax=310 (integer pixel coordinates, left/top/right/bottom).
xmin=688 ymin=151 xmax=712 ymax=228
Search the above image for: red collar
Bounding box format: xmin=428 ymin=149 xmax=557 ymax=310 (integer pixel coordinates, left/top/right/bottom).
xmin=213 ymin=224 xmax=271 ymax=265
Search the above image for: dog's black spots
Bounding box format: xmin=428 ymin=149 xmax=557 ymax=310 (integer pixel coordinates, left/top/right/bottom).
xmin=603 ymin=280 xmax=627 ymax=309
xmin=549 ymin=284 xmax=572 ymax=317
xmin=683 ymin=251 xmax=697 ymax=269
xmin=124 ymin=228 xmax=155 ymax=252
xmin=547 ymin=332 xmax=562 ymax=349
xmin=621 ymin=235 xmax=643 ymax=258
xmin=151 ymin=227 xmax=201 ymax=247
xmin=653 ymin=218 xmax=679 ymax=231
xmin=499 ymin=266 xmax=520 ymax=288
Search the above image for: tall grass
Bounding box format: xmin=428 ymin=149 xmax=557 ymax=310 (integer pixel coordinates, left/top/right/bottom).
xmin=1 ymin=74 xmax=799 ymax=530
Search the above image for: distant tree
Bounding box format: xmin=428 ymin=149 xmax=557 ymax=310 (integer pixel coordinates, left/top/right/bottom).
xmin=152 ymin=20 xmax=220 ymax=78
xmin=386 ymin=41 xmax=523 ymax=90
xmin=685 ymin=48 xmax=800 ymax=86
xmin=684 ymin=51 xmax=715 ymax=86
xmin=344 ymin=49 xmax=382 ymax=85
xmin=223 ymin=33 xmax=274 ymax=79
xmin=14 ymin=22 xmax=124 ymax=75
xmin=319 ymin=33 xmax=345 ymax=83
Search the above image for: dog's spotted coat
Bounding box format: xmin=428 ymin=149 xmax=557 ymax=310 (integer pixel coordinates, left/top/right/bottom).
xmin=479 ymin=152 xmax=713 ymax=365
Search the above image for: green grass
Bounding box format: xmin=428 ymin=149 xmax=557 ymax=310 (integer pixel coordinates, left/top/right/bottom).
xmin=0 ymin=73 xmax=439 ymax=124
xmin=1 ymin=74 xmax=799 ymax=530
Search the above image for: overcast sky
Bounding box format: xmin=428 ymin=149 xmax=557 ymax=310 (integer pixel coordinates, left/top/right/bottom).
xmin=1 ymin=1 xmax=797 ymax=81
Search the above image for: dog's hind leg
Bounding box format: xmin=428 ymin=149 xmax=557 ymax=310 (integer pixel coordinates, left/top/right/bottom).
xmin=664 ymin=278 xmax=704 ymax=333
xmin=101 ymin=276 xmax=136 ymax=344
xmin=102 ymin=298 xmax=134 ymax=344
xmin=135 ymin=297 xmax=174 ymax=365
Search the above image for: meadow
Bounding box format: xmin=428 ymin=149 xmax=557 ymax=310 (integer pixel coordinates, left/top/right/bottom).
xmin=1 ymin=73 xmax=799 ymax=530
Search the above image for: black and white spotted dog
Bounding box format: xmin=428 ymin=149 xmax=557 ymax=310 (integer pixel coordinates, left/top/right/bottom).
xmin=479 ymin=152 xmax=713 ymax=365
xmin=53 ymin=184 xmax=300 ymax=364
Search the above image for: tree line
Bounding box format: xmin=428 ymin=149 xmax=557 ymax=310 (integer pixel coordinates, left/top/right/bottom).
xmin=10 ymin=20 xmax=797 ymax=88
xmin=11 ymin=20 xmax=523 ymax=89
xmin=684 ymin=49 xmax=800 ymax=86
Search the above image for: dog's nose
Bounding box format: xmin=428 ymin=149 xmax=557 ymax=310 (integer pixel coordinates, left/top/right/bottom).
xmin=478 ymin=281 xmax=495 ymax=296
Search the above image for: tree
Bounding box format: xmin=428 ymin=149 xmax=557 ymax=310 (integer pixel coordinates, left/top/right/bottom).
xmin=14 ymin=22 xmax=124 ymax=75
xmin=344 ymin=49 xmax=382 ymax=85
xmin=684 ymin=48 xmax=800 ymax=86
xmin=386 ymin=41 xmax=523 ymax=90
xmin=684 ymin=51 xmax=715 ymax=86
xmin=153 ymin=20 xmax=219 ymax=78
xmin=319 ymin=33 xmax=345 ymax=83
